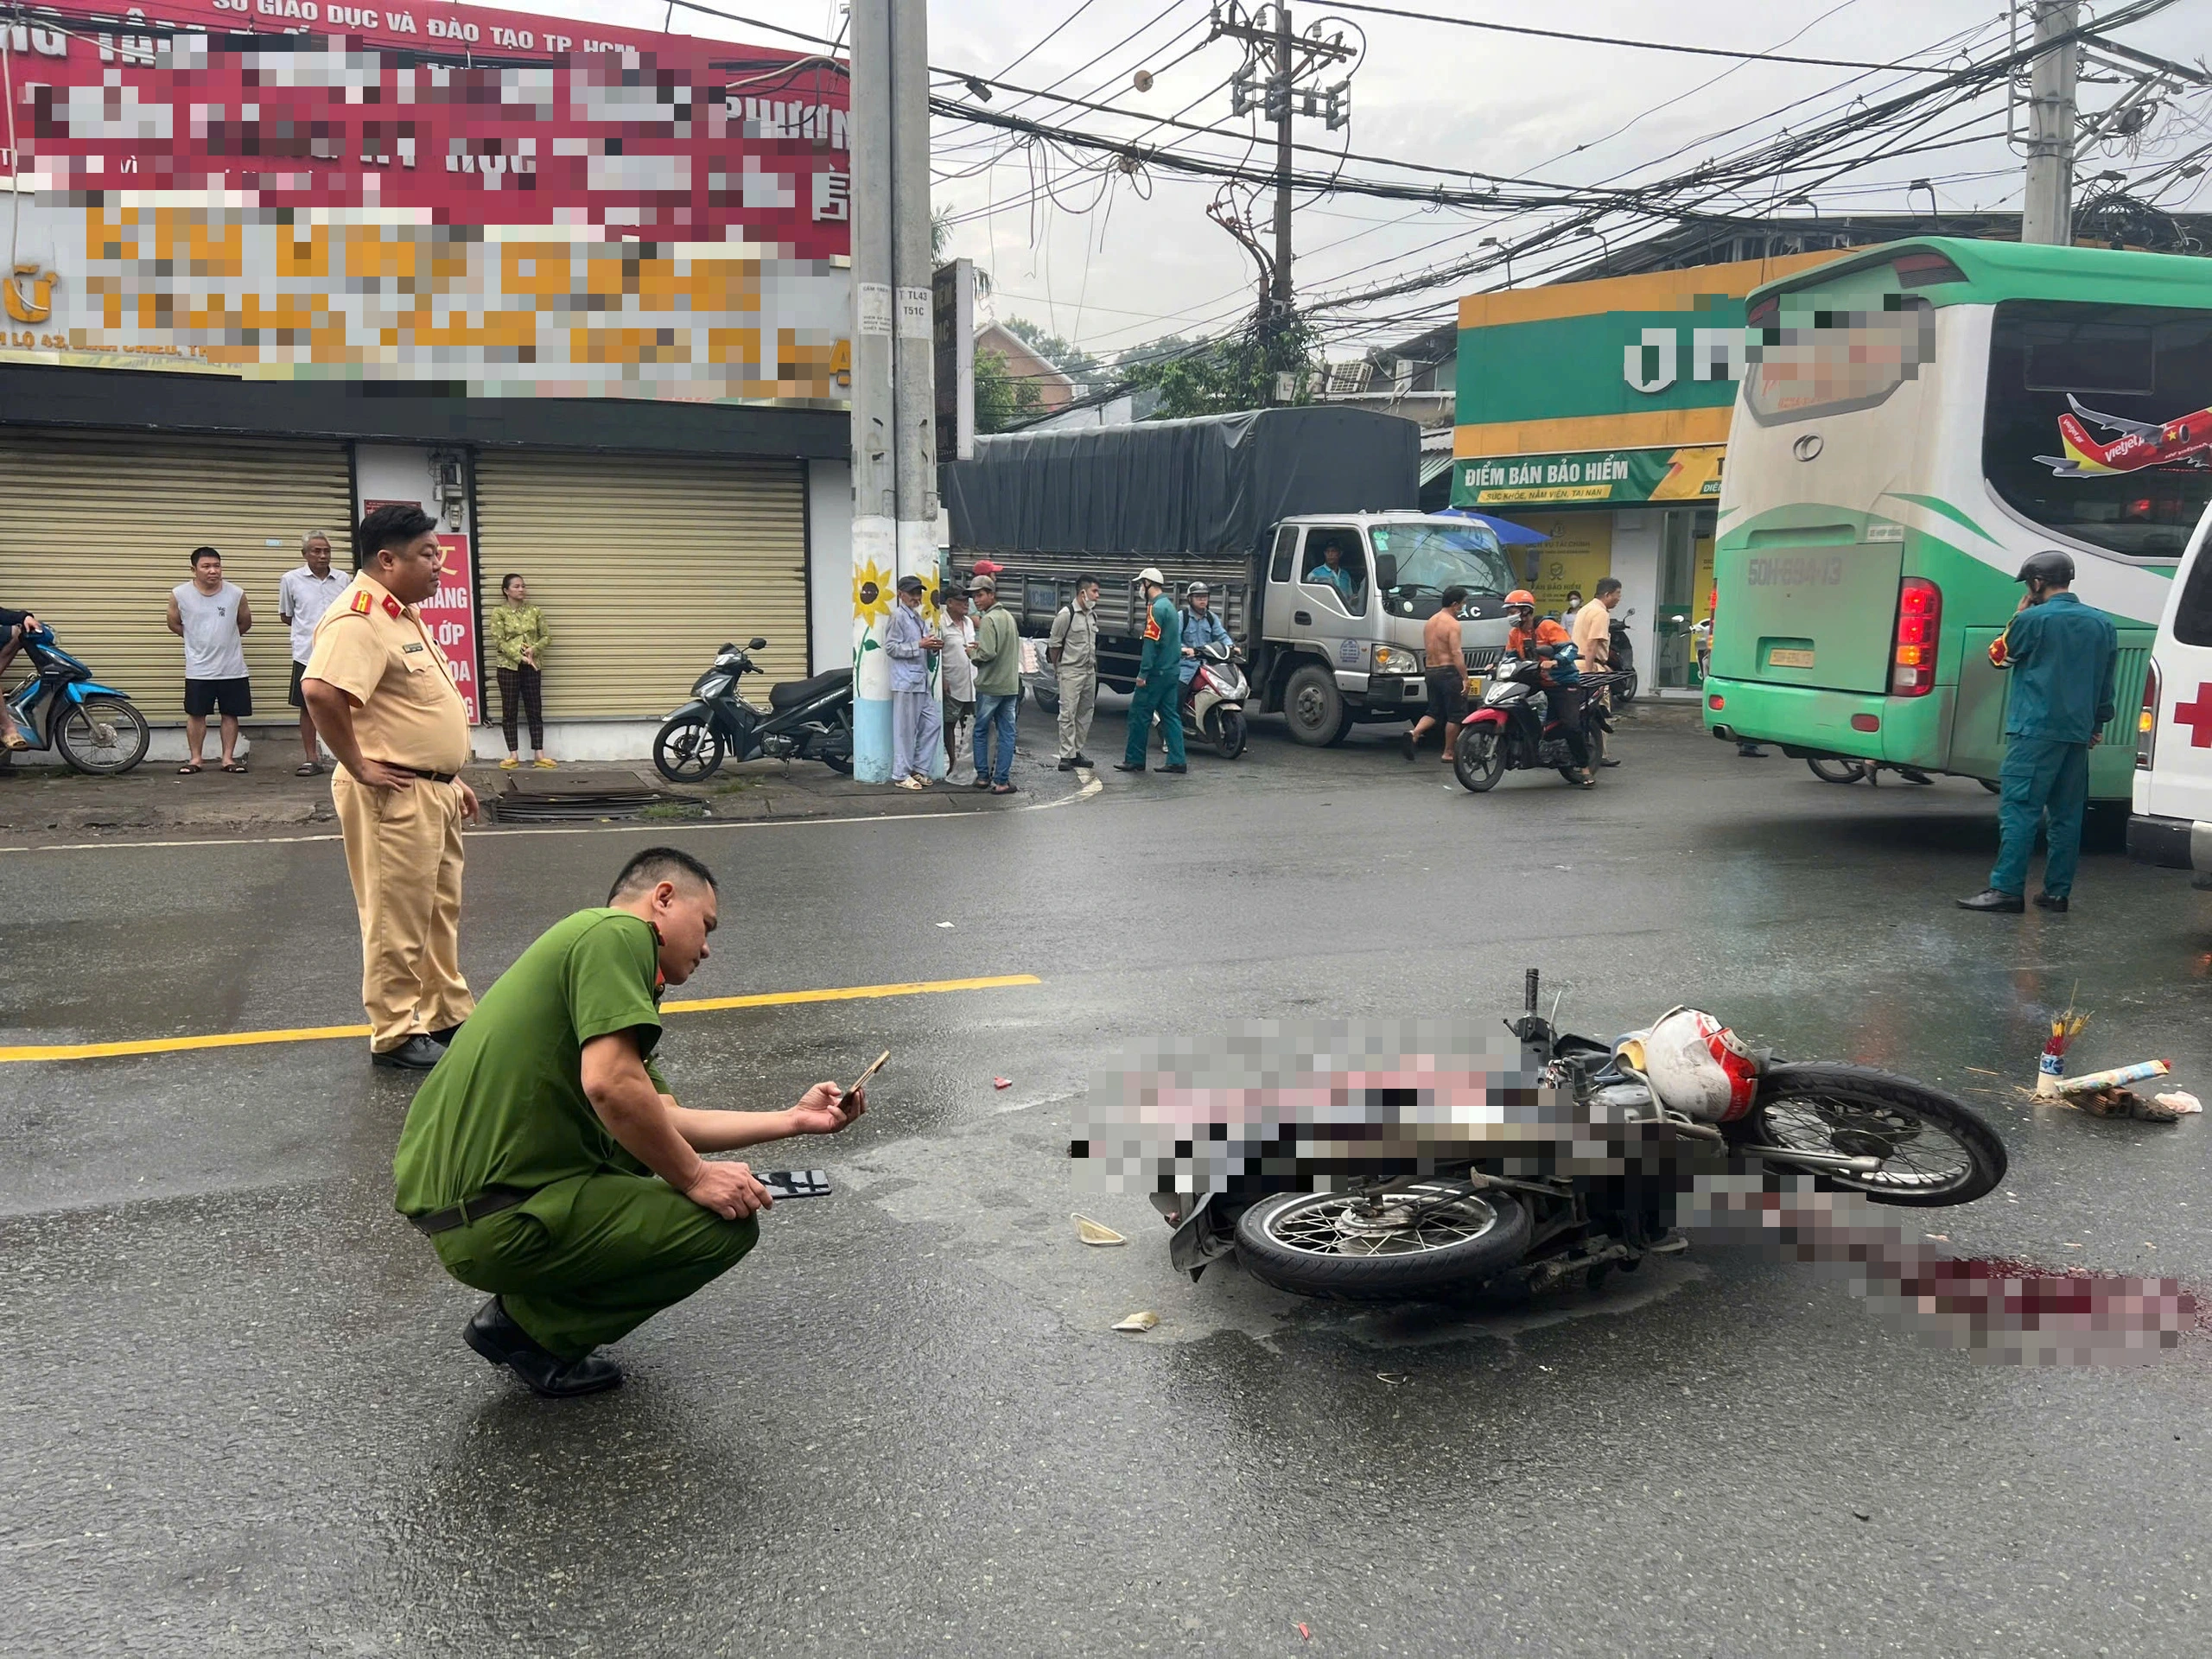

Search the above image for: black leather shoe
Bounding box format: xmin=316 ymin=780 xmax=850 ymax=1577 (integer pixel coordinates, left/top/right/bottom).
xmin=465 ymin=1298 xmax=624 ymax=1398
xmin=372 ymin=1033 xmax=447 ymax=1070
xmin=1113 ymin=761 xmax=1146 ymax=772
xmin=2033 ymin=892 xmax=2069 ymax=912
xmin=1897 ymin=767 xmax=1936 ymax=785
xmin=1160 ymin=763 xmax=1187 ymax=774
xmin=1955 ymin=888 xmax=2025 ymax=912
xmin=1058 ymin=759 xmax=1077 ymax=771
xmin=1071 ymin=754 xmax=1094 ymax=767
xmin=427 ymin=1022 xmax=465 ymax=1047
xmin=1737 ymin=744 xmax=1769 ymax=758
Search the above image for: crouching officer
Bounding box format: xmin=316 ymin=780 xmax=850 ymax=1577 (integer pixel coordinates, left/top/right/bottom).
xmin=393 ymin=847 xmax=868 ymax=1397
xmin=1958 ymin=550 xmax=2119 ymax=914
xmin=302 ymin=505 xmax=480 ymax=1069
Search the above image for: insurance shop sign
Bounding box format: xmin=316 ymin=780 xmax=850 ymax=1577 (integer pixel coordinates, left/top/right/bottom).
xmin=0 ymin=0 xmax=853 ymax=404
xmin=1448 ymin=250 xmax=1839 ymax=511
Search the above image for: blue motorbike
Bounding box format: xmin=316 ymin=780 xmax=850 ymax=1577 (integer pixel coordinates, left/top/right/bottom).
xmin=5 ymin=625 xmax=152 ymax=774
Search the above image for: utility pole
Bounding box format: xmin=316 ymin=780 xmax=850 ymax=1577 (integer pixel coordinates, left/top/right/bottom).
xmin=848 ymin=0 xmax=896 ymax=781
xmin=1217 ymin=3 xmax=1357 ymax=346
xmin=2022 ymin=0 xmax=2080 ymax=246
xmin=1270 ymin=3 xmax=1294 ymax=319
xmin=889 ymin=0 xmax=941 ymax=777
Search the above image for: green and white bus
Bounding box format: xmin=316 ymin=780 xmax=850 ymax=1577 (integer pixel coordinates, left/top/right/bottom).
xmin=1702 ymin=237 xmax=2212 ymax=799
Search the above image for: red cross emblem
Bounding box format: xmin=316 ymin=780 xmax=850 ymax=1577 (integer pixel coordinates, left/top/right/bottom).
xmin=2177 ymin=682 xmax=2212 ymax=749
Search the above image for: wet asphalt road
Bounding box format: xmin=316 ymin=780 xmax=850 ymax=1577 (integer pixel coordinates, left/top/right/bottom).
xmin=6 ymin=702 xmax=2212 ymax=1656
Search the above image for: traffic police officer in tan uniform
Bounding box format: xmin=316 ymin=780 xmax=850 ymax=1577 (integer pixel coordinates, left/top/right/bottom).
xmin=302 ymin=504 xmax=481 ymax=1070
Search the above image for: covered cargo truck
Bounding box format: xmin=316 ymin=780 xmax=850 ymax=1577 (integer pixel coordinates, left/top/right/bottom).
xmin=943 ymin=407 xmax=1516 ymax=745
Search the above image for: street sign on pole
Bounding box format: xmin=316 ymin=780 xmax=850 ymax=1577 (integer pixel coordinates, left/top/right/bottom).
xmin=934 ymin=259 xmax=976 ymax=463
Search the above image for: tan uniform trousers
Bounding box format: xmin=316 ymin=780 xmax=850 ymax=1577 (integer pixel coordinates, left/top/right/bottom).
xmin=1056 ymin=663 xmax=1097 ymax=760
xmin=334 ymin=769 xmax=474 ymax=1052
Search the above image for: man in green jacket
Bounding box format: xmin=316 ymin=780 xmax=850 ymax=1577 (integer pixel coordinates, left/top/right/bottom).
xmin=1957 ymin=550 xmax=2120 ymax=914
xmin=1116 ymin=566 xmax=1186 ymax=775
xmin=392 ymin=846 xmax=867 ymax=1396
xmin=967 ymin=574 xmax=1024 ymax=793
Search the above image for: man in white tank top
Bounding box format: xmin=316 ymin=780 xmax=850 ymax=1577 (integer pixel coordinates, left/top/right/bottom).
xmin=166 ymin=546 xmax=254 ymax=772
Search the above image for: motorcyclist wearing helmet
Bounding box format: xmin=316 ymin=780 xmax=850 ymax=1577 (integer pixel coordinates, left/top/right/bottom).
xmin=1504 ymin=589 xmax=1593 ymax=786
xmin=1958 ymin=550 xmax=2119 ymax=914
xmin=1177 ymin=582 xmax=1230 ymax=715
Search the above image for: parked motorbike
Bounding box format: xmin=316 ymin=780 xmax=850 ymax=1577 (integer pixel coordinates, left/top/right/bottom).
xmin=1452 ymin=657 xmax=1623 ymax=791
xmin=1180 ymin=640 xmax=1249 ymax=760
xmin=1152 ymin=969 xmax=2009 ymax=1302
xmin=652 ymin=637 xmax=855 ymax=783
xmin=1610 ymin=607 xmax=1637 ymax=702
xmin=3 ymin=624 xmax=150 ymax=775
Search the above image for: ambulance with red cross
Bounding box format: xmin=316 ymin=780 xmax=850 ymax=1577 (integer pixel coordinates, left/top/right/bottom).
xmin=2132 ymin=500 xmax=2212 ymax=887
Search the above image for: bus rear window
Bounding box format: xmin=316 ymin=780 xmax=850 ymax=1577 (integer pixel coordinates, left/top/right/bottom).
xmin=1985 ymin=302 xmax=2212 ymax=561
xmin=1744 ymin=295 xmax=1935 ymax=424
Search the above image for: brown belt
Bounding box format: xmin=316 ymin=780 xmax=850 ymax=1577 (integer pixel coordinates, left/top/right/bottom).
xmin=408 ymin=1185 xmax=531 ymax=1235
xmin=379 ymin=763 xmax=461 ymax=784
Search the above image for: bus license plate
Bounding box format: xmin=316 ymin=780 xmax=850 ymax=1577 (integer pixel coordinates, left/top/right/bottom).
xmin=1769 ymin=648 xmax=1816 ymax=669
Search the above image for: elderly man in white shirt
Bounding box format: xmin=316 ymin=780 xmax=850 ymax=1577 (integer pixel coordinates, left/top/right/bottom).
xmin=277 ymin=529 xmax=350 ymax=775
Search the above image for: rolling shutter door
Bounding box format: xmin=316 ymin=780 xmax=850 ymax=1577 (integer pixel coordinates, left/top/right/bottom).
xmin=0 ymin=429 xmax=351 ymax=722
xmin=473 ymin=452 xmax=808 ymax=721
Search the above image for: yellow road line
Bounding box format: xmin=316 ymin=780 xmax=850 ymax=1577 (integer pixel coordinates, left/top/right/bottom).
xmin=0 ymin=974 xmax=1042 ymax=1064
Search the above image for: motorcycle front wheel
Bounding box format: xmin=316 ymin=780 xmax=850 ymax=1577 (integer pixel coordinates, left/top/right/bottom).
xmin=1738 ymin=1063 xmax=2008 ymax=1207
xmin=1453 ymin=728 xmax=1505 ymax=792
xmin=54 ymin=696 xmax=150 ymax=775
xmin=1209 ymin=708 xmax=1247 ymax=760
xmin=1234 ymin=1185 xmax=1532 ymax=1300
xmin=652 ymin=716 xmax=725 ymax=783
xmin=1807 ymin=757 xmax=1870 ymax=785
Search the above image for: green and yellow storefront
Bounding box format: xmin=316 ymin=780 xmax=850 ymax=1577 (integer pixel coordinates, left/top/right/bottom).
xmin=1448 ymin=251 xmax=1836 ymax=692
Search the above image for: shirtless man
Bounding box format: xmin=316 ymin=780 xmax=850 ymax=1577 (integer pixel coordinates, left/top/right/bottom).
xmin=1402 ymin=585 xmax=1471 ymax=762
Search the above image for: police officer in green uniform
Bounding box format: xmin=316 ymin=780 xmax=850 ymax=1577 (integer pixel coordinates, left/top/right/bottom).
xmin=393 ymin=847 xmax=867 ymax=1396
xmin=1958 ymin=550 xmax=2119 ymax=915
xmin=1115 ymin=566 xmax=1187 ymax=775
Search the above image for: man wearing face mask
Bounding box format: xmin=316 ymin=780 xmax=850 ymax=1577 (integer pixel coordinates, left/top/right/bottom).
xmin=392 ymin=847 xmax=869 ymax=1397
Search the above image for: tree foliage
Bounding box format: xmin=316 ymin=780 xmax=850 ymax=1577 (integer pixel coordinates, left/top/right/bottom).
xmin=1116 ymin=320 xmax=1318 ymax=420
xmin=972 ymin=347 xmax=1044 ymax=434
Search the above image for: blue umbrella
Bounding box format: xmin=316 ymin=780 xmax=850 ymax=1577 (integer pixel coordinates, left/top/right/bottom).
xmin=1436 ymin=506 xmax=1551 ymax=546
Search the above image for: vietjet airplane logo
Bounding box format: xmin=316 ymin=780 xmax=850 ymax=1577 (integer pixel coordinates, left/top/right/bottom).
xmin=2036 ymin=393 xmax=2212 ymax=476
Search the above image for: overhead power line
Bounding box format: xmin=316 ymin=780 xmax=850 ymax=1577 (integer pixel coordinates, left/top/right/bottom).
xmin=1320 ymin=1 xmax=1966 ymax=73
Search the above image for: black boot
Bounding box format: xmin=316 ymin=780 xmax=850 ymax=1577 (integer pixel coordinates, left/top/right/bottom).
xmin=464 ymin=1298 xmax=624 ymax=1398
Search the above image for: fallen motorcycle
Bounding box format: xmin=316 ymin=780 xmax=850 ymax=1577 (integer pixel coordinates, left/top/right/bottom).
xmin=1141 ymin=971 xmax=2008 ymax=1302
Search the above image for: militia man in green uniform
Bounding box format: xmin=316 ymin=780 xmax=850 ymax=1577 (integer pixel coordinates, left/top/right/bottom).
xmin=1115 ymin=565 xmax=1187 ymax=775
xmin=394 ymin=847 xmax=867 ymax=1396
xmin=1957 ymin=550 xmax=2120 ymax=915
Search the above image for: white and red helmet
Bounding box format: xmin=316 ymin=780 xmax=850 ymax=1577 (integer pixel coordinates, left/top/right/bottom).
xmin=1626 ymin=1007 xmax=1761 ymax=1122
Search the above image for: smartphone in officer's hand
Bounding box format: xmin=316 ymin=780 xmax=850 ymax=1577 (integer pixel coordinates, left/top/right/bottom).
xmin=759 ymin=1169 xmax=832 ymax=1199
xmin=849 ymin=1049 xmax=890 ymax=1100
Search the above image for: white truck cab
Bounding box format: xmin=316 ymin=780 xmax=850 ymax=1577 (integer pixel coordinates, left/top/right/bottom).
xmin=2130 ymin=500 xmax=2212 ymax=887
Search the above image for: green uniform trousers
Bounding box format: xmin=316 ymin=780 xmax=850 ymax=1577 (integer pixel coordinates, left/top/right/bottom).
xmin=431 ymin=1171 xmax=759 ymax=1360
xmin=1989 ymin=734 xmax=2091 ymax=899
xmin=1122 ymin=677 xmax=1186 ymax=767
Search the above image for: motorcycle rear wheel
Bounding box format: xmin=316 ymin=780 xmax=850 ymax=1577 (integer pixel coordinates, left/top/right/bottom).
xmin=54 ymin=696 xmax=150 ymax=775
xmin=652 ymin=717 xmax=725 ymax=783
xmin=1738 ymin=1063 xmax=2007 ymax=1207
xmin=1807 ymin=757 xmax=1870 ymax=785
xmin=1452 ymin=728 xmax=1505 ymax=792
xmin=1235 ymin=1185 xmax=1532 ymax=1300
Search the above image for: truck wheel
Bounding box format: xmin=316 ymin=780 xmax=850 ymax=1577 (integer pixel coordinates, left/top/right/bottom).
xmin=1282 ymin=663 xmax=1346 ymax=747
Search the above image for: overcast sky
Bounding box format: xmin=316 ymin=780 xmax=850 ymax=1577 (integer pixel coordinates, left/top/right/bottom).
xmin=528 ymin=1 xmax=2210 ymax=363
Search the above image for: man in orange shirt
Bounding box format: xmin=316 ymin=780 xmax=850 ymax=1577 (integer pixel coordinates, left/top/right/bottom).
xmin=1506 ymin=590 xmax=1592 ymax=787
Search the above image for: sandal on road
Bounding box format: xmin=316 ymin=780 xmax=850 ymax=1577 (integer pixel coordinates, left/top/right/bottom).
xmin=177 ymin=761 xmax=204 ymax=774
xmin=295 ymin=761 xmax=324 ymax=776
xmin=220 ymin=762 xmax=250 ymax=773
